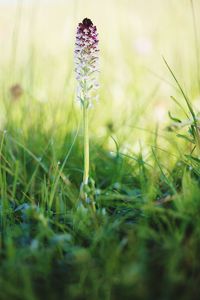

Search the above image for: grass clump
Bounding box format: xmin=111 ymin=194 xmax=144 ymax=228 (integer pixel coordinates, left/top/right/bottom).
xmin=1 ymin=109 xmax=200 ymax=299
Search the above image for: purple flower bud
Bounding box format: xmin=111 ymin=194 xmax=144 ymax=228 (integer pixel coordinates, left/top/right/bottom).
xmin=75 ymin=18 xmax=99 ymax=107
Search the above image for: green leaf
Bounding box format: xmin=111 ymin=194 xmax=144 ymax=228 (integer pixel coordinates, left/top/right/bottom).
xmin=185 ymin=155 xmax=200 ymax=164
xmin=176 ymin=134 xmax=195 ymax=144
xmin=168 ymin=111 xmax=182 ymax=123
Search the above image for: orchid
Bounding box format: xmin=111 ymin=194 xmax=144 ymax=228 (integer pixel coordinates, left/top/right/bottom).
xmin=75 ymin=18 xmax=99 ymax=210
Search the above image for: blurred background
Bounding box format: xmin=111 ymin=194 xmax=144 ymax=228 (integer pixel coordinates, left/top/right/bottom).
xmin=0 ymin=0 xmax=199 ymax=155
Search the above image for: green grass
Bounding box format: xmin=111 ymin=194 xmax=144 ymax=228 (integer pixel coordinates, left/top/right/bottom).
xmin=1 ymin=90 xmax=200 ymax=300
xmin=1 ymin=0 xmax=200 ymax=299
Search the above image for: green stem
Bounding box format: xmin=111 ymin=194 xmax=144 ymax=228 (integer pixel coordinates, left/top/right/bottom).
xmin=81 ymin=103 xmax=96 ymax=212
xmin=83 ymin=105 xmax=89 ymax=187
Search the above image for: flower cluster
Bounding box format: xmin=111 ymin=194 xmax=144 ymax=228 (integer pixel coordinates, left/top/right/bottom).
xmin=75 ymin=18 xmax=99 ymax=108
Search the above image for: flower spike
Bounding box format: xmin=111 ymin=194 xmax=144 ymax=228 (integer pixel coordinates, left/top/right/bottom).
xmin=75 ymin=18 xmax=99 ymax=108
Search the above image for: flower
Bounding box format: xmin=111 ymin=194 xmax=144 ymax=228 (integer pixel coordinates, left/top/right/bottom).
xmin=75 ymin=18 xmax=99 ymax=107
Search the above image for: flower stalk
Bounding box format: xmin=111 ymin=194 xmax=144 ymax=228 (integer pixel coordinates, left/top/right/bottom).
xmin=75 ymin=18 xmax=99 ymax=209
xmin=83 ymin=104 xmax=89 ymax=187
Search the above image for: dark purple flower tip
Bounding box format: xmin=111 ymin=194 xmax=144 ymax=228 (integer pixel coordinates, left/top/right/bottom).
xmin=82 ymin=18 xmax=93 ymax=27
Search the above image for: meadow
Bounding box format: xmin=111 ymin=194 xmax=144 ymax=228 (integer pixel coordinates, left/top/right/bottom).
xmin=0 ymin=0 xmax=200 ymax=299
